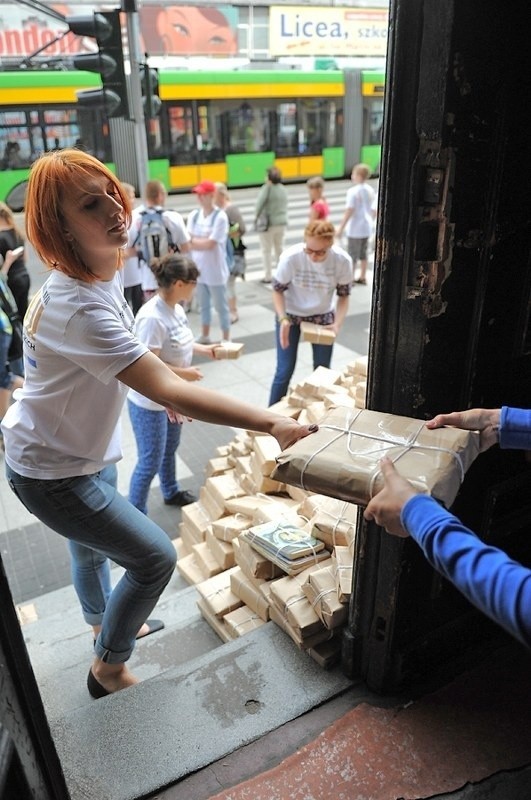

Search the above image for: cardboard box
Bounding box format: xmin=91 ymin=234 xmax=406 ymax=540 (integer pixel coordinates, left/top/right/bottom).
xmin=213 ymin=341 xmax=245 ymax=359
xmin=300 ymin=321 xmax=336 ymax=345
xmin=273 ymin=407 xmax=481 ymax=509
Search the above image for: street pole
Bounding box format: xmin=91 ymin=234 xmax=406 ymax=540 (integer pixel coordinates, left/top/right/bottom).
xmin=121 ymin=0 xmax=149 ymax=191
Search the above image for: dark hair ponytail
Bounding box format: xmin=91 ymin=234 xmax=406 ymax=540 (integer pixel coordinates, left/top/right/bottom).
xmin=150 ymin=252 xmax=199 ymax=288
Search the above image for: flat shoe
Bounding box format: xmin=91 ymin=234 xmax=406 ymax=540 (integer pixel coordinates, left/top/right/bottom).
xmin=354 ymin=278 xmax=367 ymax=284
xmin=87 ymin=669 xmax=110 ymax=699
xmin=136 ymin=618 xmax=165 ymax=639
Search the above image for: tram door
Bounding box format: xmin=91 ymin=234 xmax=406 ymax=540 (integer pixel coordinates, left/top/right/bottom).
xmin=344 ymin=0 xmax=531 ymax=692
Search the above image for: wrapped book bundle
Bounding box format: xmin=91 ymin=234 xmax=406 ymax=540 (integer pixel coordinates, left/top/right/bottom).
xmin=240 ymin=521 xmax=330 ymax=577
xmin=272 ymin=406 xmax=481 ymax=509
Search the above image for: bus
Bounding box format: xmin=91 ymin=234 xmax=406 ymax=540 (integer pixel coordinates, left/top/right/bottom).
xmin=0 ymin=67 xmax=384 ymax=209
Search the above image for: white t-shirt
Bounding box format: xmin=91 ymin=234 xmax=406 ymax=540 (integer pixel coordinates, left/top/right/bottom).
xmin=129 ymin=205 xmax=191 ymax=292
xmin=1 ymin=270 xmax=147 ymax=478
xmin=274 ymin=243 xmax=353 ymax=317
xmin=345 ymin=182 xmax=376 ymax=239
xmin=187 ymin=207 xmax=229 ymax=287
xmin=129 ymin=295 xmax=194 ymax=412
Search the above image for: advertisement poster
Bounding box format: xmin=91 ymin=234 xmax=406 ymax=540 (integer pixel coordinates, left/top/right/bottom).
xmin=269 ymin=6 xmax=388 ymax=57
xmin=0 ymin=4 xmax=239 ymax=59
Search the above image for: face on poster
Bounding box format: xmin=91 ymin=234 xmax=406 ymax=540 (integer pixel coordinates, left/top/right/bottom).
xmin=0 ymin=3 xmax=239 ymax=58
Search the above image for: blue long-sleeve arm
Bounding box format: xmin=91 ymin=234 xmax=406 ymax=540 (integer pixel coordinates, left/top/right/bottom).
xmin=399 ymin=404 xmax=531 ymax=647
xmin=401 ymin=496 xmax=531 ymax=647
xmin=499 ymin=406 xmax=531 ymax=449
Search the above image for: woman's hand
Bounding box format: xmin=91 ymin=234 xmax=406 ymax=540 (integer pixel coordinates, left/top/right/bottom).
xmin=426 ymin=408 xmax=501 ymax=452
xmin=180 ymin=366 xmax=203 ymax=382
xmin=364 ymin=457 xmax=418 ymax=537
xmin=270 ymin=417 xmax=318 ymax=451
xmin=193 ymin=343 xmax=216 ymax=360
xmin=279 ymin=319 xmax=291 ymax=349
xmin=164 ymin=407 xmax=190 ymax=425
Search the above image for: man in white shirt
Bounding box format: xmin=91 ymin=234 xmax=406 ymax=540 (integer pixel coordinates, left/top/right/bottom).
xmin=128 ymin=180 xmax=190 ymax=303
xmin=336 ymin=163 xmax=376 ymax=285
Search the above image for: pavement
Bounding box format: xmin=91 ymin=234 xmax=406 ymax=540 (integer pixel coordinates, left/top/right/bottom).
xmin=3 ymin=180 xmax=531 ymax=800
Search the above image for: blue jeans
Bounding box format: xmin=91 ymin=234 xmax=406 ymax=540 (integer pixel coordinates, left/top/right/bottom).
xmin=5 ymin=463 xmax=176 ymax=664
xmin=197 ymin=282 xmax=231 ymax=334
xmin=268 ymin=320 xmax=334 ymax=406
xmin=128 ymin=399 xmax=182 ymax=514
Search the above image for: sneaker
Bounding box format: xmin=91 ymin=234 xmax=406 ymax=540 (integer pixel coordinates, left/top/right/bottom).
xmin=164 ymin=489 xmax=197 ymax=507
xmin=196 ymin=335 xmax=211 ymax=344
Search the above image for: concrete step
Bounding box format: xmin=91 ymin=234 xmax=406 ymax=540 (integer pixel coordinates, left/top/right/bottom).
xmin=22 ymin=573 xmax=354 ymax=800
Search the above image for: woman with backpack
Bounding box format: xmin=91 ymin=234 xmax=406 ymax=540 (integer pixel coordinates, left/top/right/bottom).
xmin=2 ymin=149 xmax=318 ymax=698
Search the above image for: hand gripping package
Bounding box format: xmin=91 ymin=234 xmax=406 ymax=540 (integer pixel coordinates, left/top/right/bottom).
xmin=272 ymin=407 xmax=481 ymax=509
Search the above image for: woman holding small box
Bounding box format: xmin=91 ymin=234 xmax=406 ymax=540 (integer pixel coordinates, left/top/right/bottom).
xmin=268 ymin=220 xmax=353 ymax=406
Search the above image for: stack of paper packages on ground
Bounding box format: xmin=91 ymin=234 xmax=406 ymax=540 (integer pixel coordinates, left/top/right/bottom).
xmin=175 ymin=356 xmax=480 ymax=668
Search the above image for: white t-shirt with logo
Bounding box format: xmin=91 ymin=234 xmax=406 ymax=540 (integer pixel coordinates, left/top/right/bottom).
xmin=129 ymin=295 xmax=194 ymax=412
xmin=274 ymin=243 xmax=353 ymax=317
xmin=2 ymin=270 xmax=147 ymax=478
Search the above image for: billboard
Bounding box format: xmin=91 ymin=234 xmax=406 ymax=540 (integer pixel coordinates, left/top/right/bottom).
xmin=269 ymin=6 xmax=388 ymax=57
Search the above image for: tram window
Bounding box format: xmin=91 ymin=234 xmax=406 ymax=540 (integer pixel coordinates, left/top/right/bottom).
xmin=0 ymin=111 xmax=33 ymax=168
xmin=168 ymin=105 xmax=196 ymax=165
xmin=197 ymin=103 xmax=223 ymax=162
xmin=298 ymin=98 xmax=342 ymax=155
xmin=364 ymin=99 xmax=384 ymax=146
xmin=227 ymin=104 xmax=269 ymax=153
xmin=276 ymin=102 xmax=298 ymax=156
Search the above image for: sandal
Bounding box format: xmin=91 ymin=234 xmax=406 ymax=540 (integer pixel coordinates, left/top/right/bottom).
xmin=355 ymin=278 xmax=367 ymax=285
xmin=231 ymin=313 xmax=239 ymax=324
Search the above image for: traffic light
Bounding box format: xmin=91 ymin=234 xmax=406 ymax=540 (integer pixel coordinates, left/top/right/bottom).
xmin=67 ymin=10 xmax=129 ymax=118
xmin=141 ymin=64 xmax=162 ymax=120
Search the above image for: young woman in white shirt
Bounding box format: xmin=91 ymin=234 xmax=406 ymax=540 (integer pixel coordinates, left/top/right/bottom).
xmin=1 ymin=149 xmax=318 ymax=699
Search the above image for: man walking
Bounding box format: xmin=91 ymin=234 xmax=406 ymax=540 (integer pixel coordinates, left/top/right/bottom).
xmin=336 ymin=163 xmax=376 ymax=285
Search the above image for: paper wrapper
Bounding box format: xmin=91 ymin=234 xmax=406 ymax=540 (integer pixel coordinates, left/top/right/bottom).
xmin=272 ymin=407 xmax=481 ymax=509
xmin=230 ymin=567 xmax=271 ymax=622
xmin=303 ymin=565 xmax=347 ymax=630
xmin=196 ymin=567 xmax=242 ymax=617
xmin=332 ymin=546 xmax=353 ymax=603
xmin=300 ymin=322 xmax=336 ymax=345
xmin=197 ymin=597 xmax=233 ymax=643
xmin=224 ymin=604 xmax=266 ymax=638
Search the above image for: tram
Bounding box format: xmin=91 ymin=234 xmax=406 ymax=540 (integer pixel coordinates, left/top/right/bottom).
xmin=0 ymin=67 xmax=384 ymax=208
